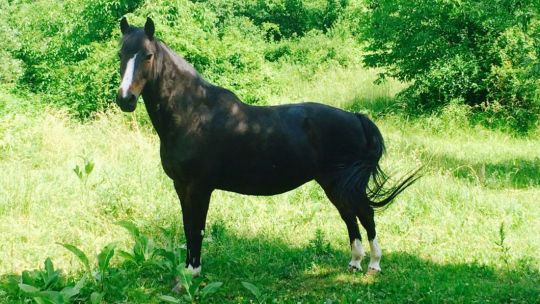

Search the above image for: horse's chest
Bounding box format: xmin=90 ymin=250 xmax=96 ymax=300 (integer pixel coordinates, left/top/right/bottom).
xmin=159 ymin=142 xmax=205 ymax=181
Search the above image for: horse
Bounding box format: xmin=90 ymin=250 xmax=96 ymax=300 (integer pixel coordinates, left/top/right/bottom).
xmin=116 ymin=17 xmax=419 ymax=277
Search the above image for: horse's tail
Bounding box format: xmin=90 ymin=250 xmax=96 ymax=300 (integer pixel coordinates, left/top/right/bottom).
xmin=355 ymin=113 xmax=421 ymax=210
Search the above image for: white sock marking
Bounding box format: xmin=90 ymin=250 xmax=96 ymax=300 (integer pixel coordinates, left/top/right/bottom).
xmin=349 ymin=238 xmax=365 ymax=271
xmin=187 ymin=264 xmax=201 ymax=277
xmin=120 ymin=53 xmax=137 ymax=98
xmin=368 ymin=238 xmax=382 ymax=271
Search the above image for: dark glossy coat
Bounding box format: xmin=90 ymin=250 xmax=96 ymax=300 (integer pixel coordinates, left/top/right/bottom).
xmin=116 ymin=18 xmax=419 ymax=272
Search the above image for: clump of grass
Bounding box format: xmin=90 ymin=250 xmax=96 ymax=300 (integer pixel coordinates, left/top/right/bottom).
xmin=495 ymin=222 xmax=511 ymax=268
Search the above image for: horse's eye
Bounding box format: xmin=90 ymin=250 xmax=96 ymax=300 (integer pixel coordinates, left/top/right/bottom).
xmin=145 ymin=53 xmax=153 ymax=60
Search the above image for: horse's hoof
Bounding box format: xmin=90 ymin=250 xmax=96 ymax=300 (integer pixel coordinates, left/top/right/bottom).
xmin=348 ymin=261 xmax=362 ymax=272
xmin=367 ymin=267 xmax=380 ymax=275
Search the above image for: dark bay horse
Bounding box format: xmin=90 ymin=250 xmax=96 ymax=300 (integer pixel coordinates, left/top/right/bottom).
xmin=116 ymin=17 xmax=419 ymax=276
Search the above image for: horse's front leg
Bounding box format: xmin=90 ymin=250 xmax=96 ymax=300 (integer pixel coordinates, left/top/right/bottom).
xmin=174 ymin=182 xmax=212 ymax=277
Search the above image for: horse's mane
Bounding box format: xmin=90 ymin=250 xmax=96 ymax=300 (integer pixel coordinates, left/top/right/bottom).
xmin=155 ymin=40 xmax=201 ymax=80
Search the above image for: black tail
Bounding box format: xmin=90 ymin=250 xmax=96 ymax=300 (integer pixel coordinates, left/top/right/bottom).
xmin=355 ymin=113 xmax=422 ymax=210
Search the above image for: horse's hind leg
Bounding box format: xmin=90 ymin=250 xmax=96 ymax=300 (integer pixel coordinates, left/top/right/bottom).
xmin=357 ymin=203 xmax=382 ymax=273
xmin=320 ymin=184 xmax=365 ymax=271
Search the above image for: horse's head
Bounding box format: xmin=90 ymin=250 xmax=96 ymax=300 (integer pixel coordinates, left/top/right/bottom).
xmin=116 ymin=17 xmax=158 ymax=112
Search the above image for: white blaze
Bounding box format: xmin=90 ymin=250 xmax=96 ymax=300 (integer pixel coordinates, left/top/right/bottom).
xmin=120 ymin=53 xmax=138 ymax=98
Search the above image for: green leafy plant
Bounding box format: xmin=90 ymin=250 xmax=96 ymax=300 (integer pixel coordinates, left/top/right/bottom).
xmin=17 ymin=258 xmax=86 ymax=304
xmin=158 ymin=268 xmax=223 ymax=303
xmin=58 ymin=242 xmax=118 ymax=303
xmin=73 ymin=156 xmax=94 ymax=185
xmin=116 ymin=220 xmax=155 ymax=267
xmin=241 ymin=281 xmax=266 ymax=304
xmin=307 ymin=228 xmax=332 ymax=261
xmin=495 ymin=222 xmax=511 ymax=268
xmin=150 ymin=226 xmax=188 ymax=282
xmin=58 ymin=244 xmax=94 ymax=284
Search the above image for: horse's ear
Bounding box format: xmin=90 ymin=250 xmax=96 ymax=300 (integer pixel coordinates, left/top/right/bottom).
xmin=120 ymin=17 xmax=129 ymax=35
xmin=145 ymin=17 xmax=155 ymax=40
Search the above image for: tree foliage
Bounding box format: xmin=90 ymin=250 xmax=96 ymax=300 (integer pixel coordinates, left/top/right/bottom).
xmin=1 ymin=0 xmax=539 ymax=132
xmin=0 ymin=0 xmax=360 ymax=117
xmin=361 ymin=0 xmax=540 ymax=132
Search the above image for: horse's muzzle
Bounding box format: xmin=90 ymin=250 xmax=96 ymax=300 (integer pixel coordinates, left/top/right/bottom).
xmin=116 ymin=92 xmax=138 ymax=112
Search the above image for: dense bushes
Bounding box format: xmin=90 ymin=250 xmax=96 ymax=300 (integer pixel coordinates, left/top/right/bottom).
xmin=1 ymin=0 xmax=361 ymax=116
xmin=2 ymin=0 xmax=539 ymax=132
xmin=2 ymin=0 xmax=145 ymax=116
xmin=361 ymin=0 xmax=540 ymax=133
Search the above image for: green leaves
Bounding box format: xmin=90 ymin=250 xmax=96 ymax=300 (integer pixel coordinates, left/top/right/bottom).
xmin=200 ymin=282 xmax=223 ymax=298
xmin=159 ymin=267 xmax=223 ymax=303
xmin=18 ymin=283 xmax=40 ymax=293
xmin=90 ymin=291 xmax=103 ymax=304
xmin=73 ymin=156 xmax=94 ymax=184
xmin=42 ymin=258 xmax=60 ymax=289
xmin=116 ymin=220 xmax=155 ymax=266
xmin=4 ymin=0 xmax=362 ymax=118
xmin=58 ymin=242 xmax=118 ymax=302
xmin=17 ymin=263 xmax=86 ymax=304
xmin=241 ymin=281 xmax=264 ymax=303
xmin=60 ymin=275 xmax=86 ymax=300
xmin=14 ymin=222 xmax=227 ymax=303
xmin=116 ymin=220 xmax=141 ymax=238
xmin=97 ymin=243 xmax=116 ymax=275
xmin=58 ymin=243 xmax=93 ymax=283
xmin=361 ymin=0 xmax=540 ymax=132
xmin=157 ymin=295 xmax=182 ymax=303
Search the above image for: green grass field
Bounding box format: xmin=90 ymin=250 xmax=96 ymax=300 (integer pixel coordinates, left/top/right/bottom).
xmin=0 ymin=66 xmax=539 ymax=303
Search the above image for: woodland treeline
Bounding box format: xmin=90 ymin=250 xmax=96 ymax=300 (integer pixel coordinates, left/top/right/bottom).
xmin=1 ymin=0 xmax=538 ymax=132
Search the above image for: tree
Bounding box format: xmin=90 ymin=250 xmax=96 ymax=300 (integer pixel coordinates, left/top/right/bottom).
xmin=360 ymin=0 xmax=540 ymax=132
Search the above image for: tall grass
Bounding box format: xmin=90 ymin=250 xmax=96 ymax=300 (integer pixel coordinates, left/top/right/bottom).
xmin=0 ymin=67 xmax=539 ymax=302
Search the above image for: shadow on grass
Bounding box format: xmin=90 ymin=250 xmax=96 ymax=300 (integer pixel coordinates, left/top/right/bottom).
xmin=421 ymin=152 xmax=540 ymax=189
xmin=202 ymin=228 xmax=540 ymax=303
xmin=1 ymin=223 xmax=539 ymax=303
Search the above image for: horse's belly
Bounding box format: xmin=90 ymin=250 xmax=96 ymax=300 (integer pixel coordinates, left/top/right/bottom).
xmin=218 ymin=179 xmax=310 ymax=195
xmin=217 ymin=174 xmax=312 ymax=195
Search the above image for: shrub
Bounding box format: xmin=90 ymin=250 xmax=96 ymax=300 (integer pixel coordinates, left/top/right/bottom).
xmin=3 ymin=0 xmax=362 ymax=116
xmin=4 ymin=0 xmax=143 ymax=117
xmin=361 ymin=0 xmax=540 ymax=133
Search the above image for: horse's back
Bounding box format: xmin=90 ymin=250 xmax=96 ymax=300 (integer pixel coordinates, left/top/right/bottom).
xmin=278 ymin=102 xmax=370 ymax=163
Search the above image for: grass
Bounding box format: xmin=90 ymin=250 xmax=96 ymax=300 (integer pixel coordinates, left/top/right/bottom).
xmin=0 ymin=66 xmax=539 ymax=303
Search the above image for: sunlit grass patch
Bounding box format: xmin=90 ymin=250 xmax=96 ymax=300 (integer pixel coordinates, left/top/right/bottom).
xmin=1 ymin=81 xmax=539 ymax=302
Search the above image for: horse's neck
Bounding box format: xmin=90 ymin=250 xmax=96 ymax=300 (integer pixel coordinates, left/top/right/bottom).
xmin=141 ymin=43 xmax=211 ymax=139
